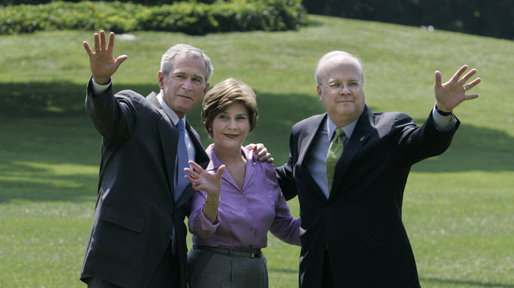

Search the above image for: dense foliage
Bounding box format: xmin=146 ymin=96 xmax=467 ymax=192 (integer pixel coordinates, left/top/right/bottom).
xmin=1 ymin=0 xmax=213 ymax=5
xmin=302 ymin=0 xmax=513 ymax=40
xmin=0 ymin=0 xmax=307 ymax=35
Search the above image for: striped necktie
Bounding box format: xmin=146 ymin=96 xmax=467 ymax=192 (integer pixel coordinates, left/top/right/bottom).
xmin=326 ymin=127 xmax=345 ymax=192
xmin=175 ymin=119 xmax=190 ymax=201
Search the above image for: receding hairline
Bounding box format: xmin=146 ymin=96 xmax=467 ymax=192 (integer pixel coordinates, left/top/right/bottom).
xmin=160 ymin=43 xmax=213 ymax=81
xmin=315 ymin=51 xmax=364 ymax=84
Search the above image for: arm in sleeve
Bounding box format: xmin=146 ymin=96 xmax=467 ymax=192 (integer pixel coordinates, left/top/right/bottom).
xmin=85 ymin=77 xmax=134 ymax=143
xmin=276 ymin=128 xmax=299 ymax=201
xmin=268 ymin=163 xmax=301 ymax=246
xmin=91 ymin=77 xmax=110 ymax=94
xmin=188 ymin=190 xmax=220 ymax=239
xmin=431 ymin=106 xmax=459 ymax=132
xmin=270 ymin=190 xmax=301 ymax=246
xmin=396 ymin=110 xmax=460 ymax=165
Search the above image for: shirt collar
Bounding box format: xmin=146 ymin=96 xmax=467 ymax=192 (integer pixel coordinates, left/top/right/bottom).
xmin=326 ymin=116 xmax=358 ymax=141
xmin=157 ymin=92 xmax=185 ymax=125
xmin=205 ymin=144 xmax=255 ymax=172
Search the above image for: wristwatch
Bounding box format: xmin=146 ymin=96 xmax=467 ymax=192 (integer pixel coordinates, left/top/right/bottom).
xmin=435 ymin=105 xmax=452 ymax=116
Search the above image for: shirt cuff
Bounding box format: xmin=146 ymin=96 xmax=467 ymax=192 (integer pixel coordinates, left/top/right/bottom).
xmin=200 ymin=208 xmax=220 ymax=226
xmin=432 ymin=106 xmax=457 ymax=132
xmin=91 ymin=78 xmax=111 ymax=94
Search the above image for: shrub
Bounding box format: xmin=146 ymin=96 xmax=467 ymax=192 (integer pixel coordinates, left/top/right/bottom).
xmin=0 ymin=0 xmax=308 ymax=35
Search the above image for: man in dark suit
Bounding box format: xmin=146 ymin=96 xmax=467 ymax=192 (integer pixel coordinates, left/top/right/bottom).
xmin=276 ymin=51 xmax=481 ymax=287
xmin=79 ymin=30 xmax=269 ymax=288
xmin=79 ymin=30 xmax=212 ymax=288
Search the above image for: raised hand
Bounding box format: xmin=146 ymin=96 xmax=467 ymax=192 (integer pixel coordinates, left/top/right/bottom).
xmin=83 ymin=30 xmax=128 ymax=85
xmin=184 ymin=160 xmax=226 ymax=197
xmin=434 ymin=65 xmax=481 ymax=112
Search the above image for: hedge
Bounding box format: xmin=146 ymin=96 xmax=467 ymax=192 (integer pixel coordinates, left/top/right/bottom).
xmin=0 ymin=0 xmax=308 ymax=35
xmin=0 ymin=0 xmax=204 ymax=5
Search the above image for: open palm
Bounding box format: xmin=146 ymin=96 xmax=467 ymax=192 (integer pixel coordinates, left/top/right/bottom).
xmin=434 ymin=65 xmax=481 ymax=112
xmin=83 ymin=30 xmax=128 ymax=84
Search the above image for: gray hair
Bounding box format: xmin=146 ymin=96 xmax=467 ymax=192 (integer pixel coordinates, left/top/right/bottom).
xmin=315 ymin=51 xmax=364 ymax=84
xmin=160 ymin=44 xmax=214 ymax=81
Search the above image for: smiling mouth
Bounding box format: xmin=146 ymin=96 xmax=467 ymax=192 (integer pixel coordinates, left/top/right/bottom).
xmin=224 ymin=133 xmax=239 ymax=139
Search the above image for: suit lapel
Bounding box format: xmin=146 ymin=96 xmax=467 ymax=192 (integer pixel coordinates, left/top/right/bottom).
xmin=148 ymin=92 xmax=178 ymax=205
xmin=175 ymin=122 xmax=209 ymax=208
xmin=159 ymin=119 xmax=178 ymax=191
xmin=298 ymin=114 xmax=326 ymax=166
xmin=186 ymin=122 xmax=209 ymax=168
xmin=297 ymin=114 xmax=327 ymax=200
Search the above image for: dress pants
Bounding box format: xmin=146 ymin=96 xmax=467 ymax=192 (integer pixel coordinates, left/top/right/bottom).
xmin=86 ymin=277 xmax=122 ymax=288
xmin=187 ymin=247 xmax=268 ymax=288
xmin=322 ymin=250 xmax=335 ymax=288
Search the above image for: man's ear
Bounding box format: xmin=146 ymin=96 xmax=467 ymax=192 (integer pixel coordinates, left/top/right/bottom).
xmin=316 ymin=85 xmax=322 ymax=100
xmin=158 ymin=71 xmax=164 ymax=89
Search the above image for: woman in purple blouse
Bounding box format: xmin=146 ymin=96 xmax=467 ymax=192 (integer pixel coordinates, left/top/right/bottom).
xmin=184 ymin=78 xmax=301 ymax=288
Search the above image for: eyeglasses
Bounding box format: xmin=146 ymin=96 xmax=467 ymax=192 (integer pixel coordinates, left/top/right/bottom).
xmin=321 ymin=81 xmax=361 ymax=92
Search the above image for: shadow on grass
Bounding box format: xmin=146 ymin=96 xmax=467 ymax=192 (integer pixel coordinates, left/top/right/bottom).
xmin=0 ymin=81 xmax=512 ymax=203
xmin=0 ymin=81 xmax=158 ymax=117
xmin=411 ymin=117 xmax=514 ymax=172
xmin=0 ymin=119 xmax=101 ymax=203
xmin=421 ymin=277 xmax=514 ymax=288
xmin=0 ymin=173 xmax=98 ymax=203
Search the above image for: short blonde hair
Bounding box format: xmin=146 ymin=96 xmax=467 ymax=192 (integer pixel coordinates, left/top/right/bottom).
xmin=202 ymin=78 xmax=258 ymax=138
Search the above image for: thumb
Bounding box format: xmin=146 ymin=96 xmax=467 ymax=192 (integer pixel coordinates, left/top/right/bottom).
xmin=434 ymin=70 xmax=442 ymax=88
xmin=115 ymin=55 xmax=128 ymax=67
xmin=216 ymin=165 xmax=226 ymax=180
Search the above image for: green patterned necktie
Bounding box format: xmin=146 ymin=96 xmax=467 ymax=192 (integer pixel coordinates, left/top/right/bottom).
xmin=326 ymin=127 xmax=345 ymax=191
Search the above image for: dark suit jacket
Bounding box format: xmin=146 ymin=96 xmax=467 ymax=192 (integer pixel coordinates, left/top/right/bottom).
xmin=80 ymin=80 xmax=209 ymax=288
xmin=276 ymin=105 xmax=459 ymax=287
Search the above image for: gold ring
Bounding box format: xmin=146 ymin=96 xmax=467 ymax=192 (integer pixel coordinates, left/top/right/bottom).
xmin=463 ymin=85 xmax=468 ymax=91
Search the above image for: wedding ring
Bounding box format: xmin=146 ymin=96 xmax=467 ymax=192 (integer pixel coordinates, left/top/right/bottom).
xmin=463 ymin=85 xmax=468 ymax=91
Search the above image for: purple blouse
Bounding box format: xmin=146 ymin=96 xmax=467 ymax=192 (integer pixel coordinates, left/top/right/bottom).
xmin=188 ymin=144 xmax=301 ymax=249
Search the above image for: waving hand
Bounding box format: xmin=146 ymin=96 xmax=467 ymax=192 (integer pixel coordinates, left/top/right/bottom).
xmin=83 ymin=30 xmax=128 ymax=85
xmin=434 ymin=65 xmax=481 ymax=113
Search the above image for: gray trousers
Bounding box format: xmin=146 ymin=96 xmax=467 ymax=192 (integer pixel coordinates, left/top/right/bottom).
xmin=187 ymin=247 xmax=268 ymax=288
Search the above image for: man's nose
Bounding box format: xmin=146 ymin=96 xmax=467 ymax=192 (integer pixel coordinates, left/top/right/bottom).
xmin=182 ymin=79 xmax=193 ymax=90
xmin=341 ymin=84 xmax=351 ymax=93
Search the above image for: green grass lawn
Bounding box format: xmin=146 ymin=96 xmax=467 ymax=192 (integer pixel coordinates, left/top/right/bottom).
xmin=1 ymin=15 xmax=513 ymax=287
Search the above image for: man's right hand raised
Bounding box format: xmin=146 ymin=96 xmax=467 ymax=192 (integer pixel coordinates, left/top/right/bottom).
xmin=83 ymin=30 xmax=128 ymax=85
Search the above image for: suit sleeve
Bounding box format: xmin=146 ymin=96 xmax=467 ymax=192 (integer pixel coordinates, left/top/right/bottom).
xmin=396 ymin=110 xmax=459 ymax=165
xmin=276 ymin=128 xmax=299 ymax=201
xmin=85 ymin=78 xmax=136 ymax=144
